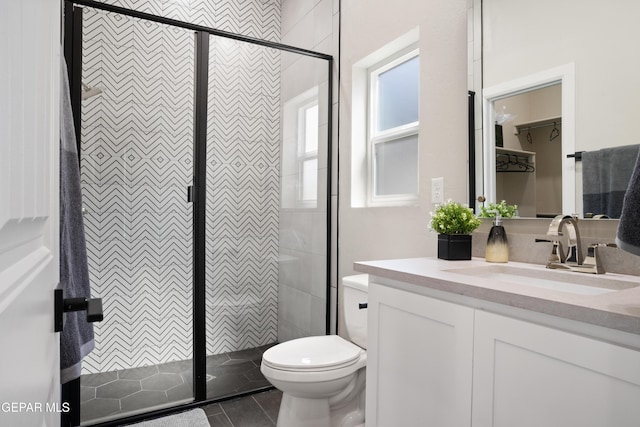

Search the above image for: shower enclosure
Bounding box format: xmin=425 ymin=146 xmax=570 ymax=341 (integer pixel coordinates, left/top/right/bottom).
xmin=64 ymin=1 xmax=332 ymax=425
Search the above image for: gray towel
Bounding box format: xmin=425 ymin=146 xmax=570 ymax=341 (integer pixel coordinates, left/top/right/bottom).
xmin=60 ymin=57 xmax=95 ymax=384
xmin=583 ymin=144 xmax=640 ymax=218
xmin=616 ymin=149 xmax=640 ymax=255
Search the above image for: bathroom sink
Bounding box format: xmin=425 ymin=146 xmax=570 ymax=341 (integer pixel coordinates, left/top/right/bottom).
xmin=444 ymin=265 xmax=640 ymax=296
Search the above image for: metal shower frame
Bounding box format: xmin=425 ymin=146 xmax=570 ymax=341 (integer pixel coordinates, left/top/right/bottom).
xmin=63 ymin=1 xmax=334 ymax=425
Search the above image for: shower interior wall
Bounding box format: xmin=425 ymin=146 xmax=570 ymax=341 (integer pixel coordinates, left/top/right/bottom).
xmin=205 ymin=37 xmax=280 ymax=355
xmin=78 ymin=0 xmax=300 ymax=373
xmin=277 ymin=55 xmax=331 ymax=342
xmin=277 ymin=0 xmax=337 ymax=341
xmin=80 ymin=7 xmax=196 ymax=372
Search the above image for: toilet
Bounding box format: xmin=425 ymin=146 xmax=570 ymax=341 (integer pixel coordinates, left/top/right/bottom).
xmin=261 ymin=274 xmax=368 ymax=427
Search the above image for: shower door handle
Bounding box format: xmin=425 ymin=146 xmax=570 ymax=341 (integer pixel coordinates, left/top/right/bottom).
xmin=54 ymin=289 xmax=103 ymax=332
xmin=187 ymin=185 xmax=194 ymax=203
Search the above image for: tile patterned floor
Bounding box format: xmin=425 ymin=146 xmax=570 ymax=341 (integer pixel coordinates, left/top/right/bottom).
xmin=80 ymin=345 xmax=276 ymax=424
xmin=203 ymin=389 xmax=282 ymax=426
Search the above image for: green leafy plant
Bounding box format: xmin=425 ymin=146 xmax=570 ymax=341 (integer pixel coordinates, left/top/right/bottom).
xmin=429 ymin=200 xmax=481 ymax=235
xmin=478 ymin=200 xmax=518 ymax=218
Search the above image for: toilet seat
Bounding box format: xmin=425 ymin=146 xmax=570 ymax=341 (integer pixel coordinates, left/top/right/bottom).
xmin=262 ymin=335 xmax=362 ymax=372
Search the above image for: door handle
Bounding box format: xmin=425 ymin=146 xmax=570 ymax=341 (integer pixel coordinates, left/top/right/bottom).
xmin=187 ymin=185 xmax=194 ymax=203
xmin=54 ymin=289 xmax=103 ymax=332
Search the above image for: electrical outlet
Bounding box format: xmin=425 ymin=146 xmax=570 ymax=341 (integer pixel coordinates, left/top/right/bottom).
xmin=431 ymin=177 xmax=444 ymax=204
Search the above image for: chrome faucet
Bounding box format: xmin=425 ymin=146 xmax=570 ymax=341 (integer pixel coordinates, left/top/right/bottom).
xmin=537 ymin=215 xmax=611 ymax=274
xmin=546 ymin=215 xmax=583 ymax=266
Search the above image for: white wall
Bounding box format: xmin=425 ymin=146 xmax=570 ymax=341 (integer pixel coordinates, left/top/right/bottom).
xmin=339 ymin=0 xmax=468 ymax=334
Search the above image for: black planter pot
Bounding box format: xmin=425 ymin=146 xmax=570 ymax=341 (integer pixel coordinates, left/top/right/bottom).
xmin=437 ymin=234 xmax=472 ymax=260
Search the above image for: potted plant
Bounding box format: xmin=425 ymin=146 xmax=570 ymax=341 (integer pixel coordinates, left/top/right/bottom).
xmin=478 ymin=200 xmax=518 ymax=218
xmin=429 ymin=200 xmax=481 ymax=260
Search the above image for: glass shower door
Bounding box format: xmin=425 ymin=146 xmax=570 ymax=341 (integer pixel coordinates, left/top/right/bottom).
xmin=72 ymin=3 xmax=333 ymax=420
xmin=204 ymin=35 xmax=331 ymax=399
xmin=78 ymin=6 xmax=195 ymax=423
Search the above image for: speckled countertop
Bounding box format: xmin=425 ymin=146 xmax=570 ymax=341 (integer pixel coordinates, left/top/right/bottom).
xmin=354 ymin=257 xmax=640 ymax=335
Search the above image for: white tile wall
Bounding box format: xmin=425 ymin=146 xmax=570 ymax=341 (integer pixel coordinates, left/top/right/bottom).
xmin=278 ymin=0 xmax=337 ymax=340
xmin=80 ymin=0 xmax=287 ymax=373
xmin=81 ymin=0 xmax=335 ymax=373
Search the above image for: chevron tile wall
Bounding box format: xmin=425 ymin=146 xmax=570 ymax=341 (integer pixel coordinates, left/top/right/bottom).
xmin=205 ymin=36 xmax=281 ymax=354
xmin=95 ymin=0 xmax=281 ymax=42
xmin=79 ymin=1 xmax=282 ymax=374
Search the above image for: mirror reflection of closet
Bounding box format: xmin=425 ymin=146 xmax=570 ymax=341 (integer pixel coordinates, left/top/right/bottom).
xmin=494 ymin=84 xmax=562 ymax=218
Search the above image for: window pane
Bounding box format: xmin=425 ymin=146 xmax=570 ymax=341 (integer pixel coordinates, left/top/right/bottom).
xmin=302 ymin=158 xmax=318 ymax=201
xmin=377 ymin=55 xmax=419 ymax=132
xmin=374 ymin=135 xmax=418 ymax=196
xmin=304 ymin=104 xmax=318 ymax=153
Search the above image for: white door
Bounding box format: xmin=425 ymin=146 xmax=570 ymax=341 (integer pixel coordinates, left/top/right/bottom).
xmin=0 ymin=1 xmax=62 ymax=426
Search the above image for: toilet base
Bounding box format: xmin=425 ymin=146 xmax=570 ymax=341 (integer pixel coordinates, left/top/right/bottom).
xmin=276 ymin=391 xmax=365 ymax=427
xmin=277 ymin=394 xmax=330 ymax=427
xmin=275 ymin=369 xmax=365 ymax=427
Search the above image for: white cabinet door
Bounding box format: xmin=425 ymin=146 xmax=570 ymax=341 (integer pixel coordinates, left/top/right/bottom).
xmin=0 ymin=1 xmax=61 ymax=426
xmin=366 ymin=283 xmax=474 ymax=427
xmin=473 ymin=310 xmax=640 ymax=427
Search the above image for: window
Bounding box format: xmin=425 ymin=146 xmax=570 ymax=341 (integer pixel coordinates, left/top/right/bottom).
xmin=368 ymin=49 xmax=419 ymax=203
xmin=298 ymin=102 xmax=318 ymax=202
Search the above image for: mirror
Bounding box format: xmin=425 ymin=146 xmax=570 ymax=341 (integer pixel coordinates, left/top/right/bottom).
xmin=493 ymin=84 xmax=562 ymax=218
xmin=473 ymin=0 xmax=640 ymax=218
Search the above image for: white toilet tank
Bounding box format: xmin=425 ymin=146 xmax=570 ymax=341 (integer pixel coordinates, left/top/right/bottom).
xmin=342 ymin=274 xmax=368 ymax=349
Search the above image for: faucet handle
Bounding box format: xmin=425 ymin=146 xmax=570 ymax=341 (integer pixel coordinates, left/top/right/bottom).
xmin=582 ymin=243 xmax=616 ymax=274
xmin=586 ymin=242 xmax=617 ymax=260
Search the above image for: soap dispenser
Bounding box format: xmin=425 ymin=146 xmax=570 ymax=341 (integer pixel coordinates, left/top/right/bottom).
xmin=486 ymin=212 xmax=509 ymax=263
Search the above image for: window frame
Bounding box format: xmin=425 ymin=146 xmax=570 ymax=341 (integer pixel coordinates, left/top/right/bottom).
xmin=297 ymin=100 xmax=319 ymax=204
xmin=367 ymin=47 xmax=420 ymax=206
xmin=281 ymin=86 xmax=320 ymax=210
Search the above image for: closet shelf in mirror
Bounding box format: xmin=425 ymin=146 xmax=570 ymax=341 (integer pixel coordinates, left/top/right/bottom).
xmin=514 ymin=117 xmax=561 ymax=135
xmin=496 ymin=147 xmax=535 ymax=173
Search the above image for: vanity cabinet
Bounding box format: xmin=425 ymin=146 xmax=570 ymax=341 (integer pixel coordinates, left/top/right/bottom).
xmin=472 ymin=310 xmax=640 ymax=427
xmin=366 ymin=283 xmax=474 ymax=426
xmin=367 ymin=281 xmax=640 ymax=427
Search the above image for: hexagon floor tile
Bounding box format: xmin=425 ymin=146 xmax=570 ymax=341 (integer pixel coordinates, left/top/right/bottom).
xmin=80 ymin=344 xmax=276 ymax=425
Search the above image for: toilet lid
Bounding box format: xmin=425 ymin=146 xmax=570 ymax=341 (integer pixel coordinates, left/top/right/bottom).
xmin=262 ymin=335 xmax=362 ymax=372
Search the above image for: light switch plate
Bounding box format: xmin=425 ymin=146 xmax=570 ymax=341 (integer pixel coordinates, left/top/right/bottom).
xmin=431 ymin=177 xmax=444 ymax=204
